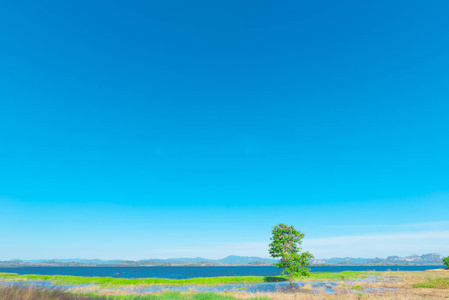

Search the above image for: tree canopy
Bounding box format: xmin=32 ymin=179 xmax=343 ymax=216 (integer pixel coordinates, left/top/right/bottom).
xmin=268 ymin=223 xmax=314 ymax=287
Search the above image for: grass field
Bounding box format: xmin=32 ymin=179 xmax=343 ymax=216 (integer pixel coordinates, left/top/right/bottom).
xmin=0 ymin=271 xmax=369 ymax=287
xmin=412 ymin=277 xmax=449 ymax=289
xmin=1 ymin=270 xmax=448 ymax=299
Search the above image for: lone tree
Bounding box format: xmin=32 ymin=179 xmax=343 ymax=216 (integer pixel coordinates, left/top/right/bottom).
xmin=268 ymin=223 xmax=314 ymax=287
xmin=443 ymin=256 xmax=449 ymax=269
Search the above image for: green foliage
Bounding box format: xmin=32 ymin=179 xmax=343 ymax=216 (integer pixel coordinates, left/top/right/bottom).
xmin=413 ymin=278 xmax=449 ymax=289
xmin=268 ymin=223 xmax=314 ymax=286
xmin=443 ymin=256 xmax=449 ymax=268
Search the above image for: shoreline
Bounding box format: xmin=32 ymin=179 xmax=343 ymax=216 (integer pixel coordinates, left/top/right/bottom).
xmin=0 ymin=271 xmax=377 ymax=286
xmin=0 ymin=264 xmax=445 ymax=268
xmin=1 ymin=271 xmax=448 ymax=299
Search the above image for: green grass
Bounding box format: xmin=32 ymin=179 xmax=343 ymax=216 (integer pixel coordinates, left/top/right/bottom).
xmin=338 ymin=284 xmax=366 ymax=291
xmin=0 ymin=271 xmax=370 ymax=287
xmin=413 ymin=278 xmax=449 ymax=289
xmin=0 ymin=272 xmax=18 ymax=277
xmin=300 ymin=271 xmax=371 ymax=281
xmin=0 ymin=273 xmax=285 ymax=286
xmin=77 ymin=292 xmax=271 ymax=299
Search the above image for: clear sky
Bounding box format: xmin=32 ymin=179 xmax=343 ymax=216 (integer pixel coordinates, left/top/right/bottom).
xmin=1 ymin=1 xmax=448 ymax=260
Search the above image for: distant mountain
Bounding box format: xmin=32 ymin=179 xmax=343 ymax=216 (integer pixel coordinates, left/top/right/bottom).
xmin=214 ymin=255 xmax=277 ymax=264
xmin=313 ymin=257 xmax=371 ymax=265
xmin=1 ymin=253 xmax=445 ymax=266
xmin=367 ymin=253 xmax=444 ymax=265
xmin=137 ymin=256 xmax=277 ymax=264
xmin=20 ymin=259 xmax=124 ymax=265
xmin=5 ymin=256 xmax=277 ymax=266
xmin=139 ymin=257 xmax=211 ymax=264
xmin=310 ymin=253 xmax=444 ymax=265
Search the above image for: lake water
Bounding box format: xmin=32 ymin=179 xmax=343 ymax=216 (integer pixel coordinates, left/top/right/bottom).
xmin=0 ymin=265 xmax=442 ymax=279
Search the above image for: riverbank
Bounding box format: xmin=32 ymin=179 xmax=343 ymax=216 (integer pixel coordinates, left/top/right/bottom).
xmin=0 ymin=271 xmax=368 ymax=286
xmin=1 ymin=270 xmax=447 ymax=299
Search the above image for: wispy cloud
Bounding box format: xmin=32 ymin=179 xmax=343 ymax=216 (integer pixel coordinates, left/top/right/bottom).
xmin=306 ymin=231 xmax=449 ymax=244
xmin=140 ymin=230 xmax=449 ymax=260
xmin=325 ymin=221 xmax=449 ymax=230
xmin=303 ymin=230 xmax=449 ymax=258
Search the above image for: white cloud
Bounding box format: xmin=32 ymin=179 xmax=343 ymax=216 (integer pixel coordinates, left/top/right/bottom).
xmin=303 ymin=230 xmax=449 ymax=258
xmin=123 ymin=231 xmax=449 ymax=259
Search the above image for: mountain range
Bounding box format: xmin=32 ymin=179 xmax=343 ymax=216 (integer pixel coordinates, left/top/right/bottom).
xmin=2 ymin=255 xmax=277 ymax=266
xmin=1 ymin=253 xmax=445 ymax=266
xmin=312 ymin=253 xmax=444 ymax=265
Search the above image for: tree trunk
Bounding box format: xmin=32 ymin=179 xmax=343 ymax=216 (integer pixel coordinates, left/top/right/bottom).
xmin=290 ymin=273 xmax=293 ymax=288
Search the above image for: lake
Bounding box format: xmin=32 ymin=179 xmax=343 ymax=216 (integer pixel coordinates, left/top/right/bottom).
xmin=0 ymin=265 xmax=443 ymax=279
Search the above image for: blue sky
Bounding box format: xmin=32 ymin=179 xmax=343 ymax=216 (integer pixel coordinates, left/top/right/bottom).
xmin=1 ymin=0 xmax=448 ymax=260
